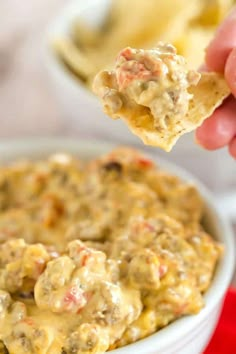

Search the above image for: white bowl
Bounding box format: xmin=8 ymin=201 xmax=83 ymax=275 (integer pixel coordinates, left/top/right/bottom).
xmin=0 ymin=137 xmax=234 ymax=354
xmin=43 ymin=0 xmax=236 ymax=193
xmin=44 ymin=0 xmax=130 ymax=140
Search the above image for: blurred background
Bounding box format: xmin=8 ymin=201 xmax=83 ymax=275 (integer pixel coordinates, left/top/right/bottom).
xmin=0 ymin=0 xmax=67 ymax=137
xmin=0 ymin=0 xmax=235 ymax=236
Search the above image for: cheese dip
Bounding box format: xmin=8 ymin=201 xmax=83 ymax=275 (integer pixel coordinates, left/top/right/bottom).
xmin=0 ymin=148 xmax=222 ymax=353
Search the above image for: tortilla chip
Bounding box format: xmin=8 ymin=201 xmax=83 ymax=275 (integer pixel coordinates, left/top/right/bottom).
xmin=94 ymin=71 xmax=230 ymax=152
xmin=188 ymin=73 xmax=230 ymax=124
xmin=121 ymin=73 xmax=230 ymax=151
xmin=70 ymin=20 xmax=102 ymax=49
xmin=53 ymin=38 xmax=97 ymax=80
xmin=100 ymin=0 xmax=200 ymax=52
xmin=174 ymin=27 xmax=214 ymax=69
xmin=195 ymin=0 xmax=234 ymax=26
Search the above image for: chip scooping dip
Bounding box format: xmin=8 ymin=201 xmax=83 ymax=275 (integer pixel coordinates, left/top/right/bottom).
xmin=93 ymin=43 xmax=230 ymax=151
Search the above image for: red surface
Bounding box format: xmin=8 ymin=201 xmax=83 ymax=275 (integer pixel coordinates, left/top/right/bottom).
xmin=203 ymin=288 xmax=236 ymax=354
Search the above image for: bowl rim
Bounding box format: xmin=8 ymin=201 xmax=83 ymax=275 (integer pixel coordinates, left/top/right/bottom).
xmin=0 ymin=136 xmax=234 ymax=353
xmin=43 ymin=0 xmax=111 ymax=101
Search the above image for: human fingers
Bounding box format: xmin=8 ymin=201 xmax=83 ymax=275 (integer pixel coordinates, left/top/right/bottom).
xmin=205 ymin=7 xmax=236 ymax=72
xmin=195 ymin=96 xmax=236 ymax=149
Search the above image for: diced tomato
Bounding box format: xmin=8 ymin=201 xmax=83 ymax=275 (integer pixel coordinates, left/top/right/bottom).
xmin=117 ymin=47 xmax=133 ymax=61
xmin=116 ymin=70 xmax=134 ymax=89
xmin=63 ymin=286 xmax=87 ymax=312
xmin=117 ymin=62 xmax=152 ymax=89
xmin=136 ymin=158 xmax=153 ymax=168
xmin=174 ymin=303 xmax=187 ymax=316
xmin=64 ymin=286 xmax=82 ymax=304
xmin=76 ymin=244 xmax=86 ymax=253
xmin=75 ymin=245 xmax=92 ymax=267
xmin=76 ymin=307 xmax=83 ymax=314
xmin=143 ymin=221 xmax=155 ymax=232
xmin=80 ymin=251 xmax=92 ymax=266
xmin=22 ymin=317 xmax=34 ymax=326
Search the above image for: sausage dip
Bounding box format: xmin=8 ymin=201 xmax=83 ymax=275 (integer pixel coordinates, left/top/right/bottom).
xmin=0 ymin=148 xmax=222 ymax=353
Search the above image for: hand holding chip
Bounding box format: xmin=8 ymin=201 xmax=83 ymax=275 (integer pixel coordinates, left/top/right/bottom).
xmin=196 ymin=7 xmax=236 ymax=158
xmin=94 ymin=45 xmax=229 ymax=152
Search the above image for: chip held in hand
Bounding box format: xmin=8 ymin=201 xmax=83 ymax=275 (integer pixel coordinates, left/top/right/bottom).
xmin=93 ymin=43 xmax=230 ymax=151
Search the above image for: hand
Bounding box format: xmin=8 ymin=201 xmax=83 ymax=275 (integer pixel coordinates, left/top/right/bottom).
xmin=195 ymin=7 xmax=236 ymax=158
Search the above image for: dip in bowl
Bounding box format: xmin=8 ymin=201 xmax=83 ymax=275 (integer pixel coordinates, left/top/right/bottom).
xmin=0 ymin=138 xmax=234 ymax=354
